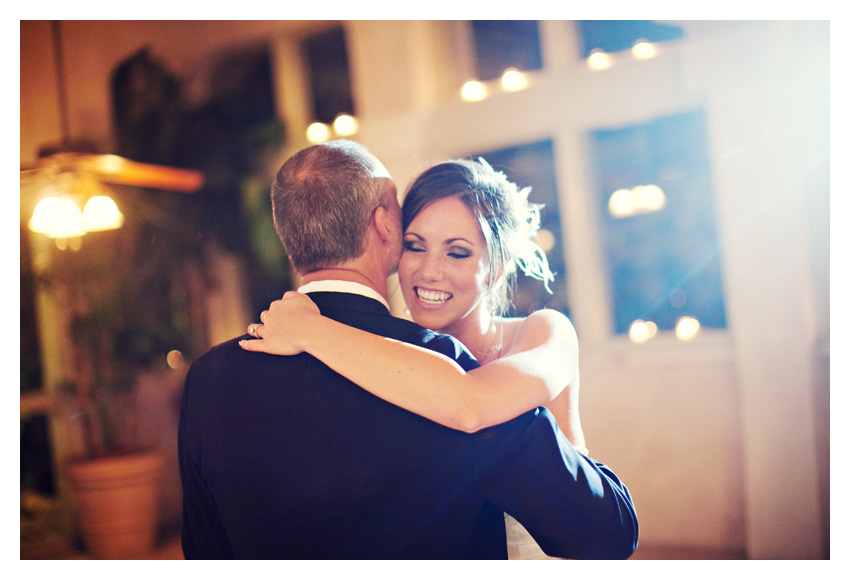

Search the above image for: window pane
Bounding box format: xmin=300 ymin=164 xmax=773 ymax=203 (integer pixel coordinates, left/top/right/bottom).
xmin=471 ymin=21 xmax=542 ymax=81
xmin=473 ymin=139 xmax=569 ymax=319
xmin=577 ymin=20 xmax=684 ymax=57
xmin=302 ymin=27 xmax=354 ymax=123
xmin=589 ymin=110 xmax=727 ymax=335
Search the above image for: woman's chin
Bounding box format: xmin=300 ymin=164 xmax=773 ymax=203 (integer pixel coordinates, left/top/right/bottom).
xmin=408 ymin=302 xmax=454 ymax=331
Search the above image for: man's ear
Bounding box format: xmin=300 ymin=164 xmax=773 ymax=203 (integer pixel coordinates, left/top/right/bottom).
xmin=373 ymin=206 xmax=395 ymax=243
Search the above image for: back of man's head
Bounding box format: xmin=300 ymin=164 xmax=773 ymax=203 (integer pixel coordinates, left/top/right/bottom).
xmin=271 ymin=140 xmax=392 ymax=274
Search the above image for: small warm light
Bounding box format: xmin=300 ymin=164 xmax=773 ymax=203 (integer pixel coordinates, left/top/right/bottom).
xmin=637 ymin=185 xmax=666 ymax=212
xmin=607 ymin=185 xmax=667 ymax=218
xmin=461 ymin=79 xmax=487 ymax=102
xmin=29 ymin=196 xmax=85 ymax=238
xmin=82 ymin=195 xmax=124 ymax=232
xmin=501 ymin=68 xmax=527 ymax=91
xmin=306 ymin=122 xmax=330 ymax=143
xmin=608 ymin=189 xmax=637 ymax=218
xmin=632 ymin=39 xmax=657 ymax=60
xmin=629 ymin=320 xmax=658 ymax=343
xmin=333 ymin=114 xmax=358 ymax=136
xmin=166 ymin=350 xmax=185 ymax=369
xmin=587 ymin=49 xmax=612 ymax=70
xmin=675 ymin=316 xmax=701 ymax=341
xmin=535 ymin=228 xmax=556 ymax=253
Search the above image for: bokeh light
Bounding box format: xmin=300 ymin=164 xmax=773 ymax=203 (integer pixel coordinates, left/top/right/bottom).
xmin=675 ymin=316 xmax=700 ymax=340
xmin=306 ymin=122 xmax=330 ymax=143
xmin=632 ymin=39 xmax=657 ymax=60
xmin=461 ymin=79 xmax=487 ymax=101
xmin=166 ymin=350 xmax=185 ymax=369
xmin=501 ymin=68 xmax=527 ymax=91
xmin=333 ymin=114 xmax=358 ymax=136
xmin=587 ymin=49 xmax=612 ymax=70
xmin=629 ymin=319 xmax=658 ymax=343
xmin=608 ymin=188 xmax=636 ymax=218
xmin=608 ymin=185 xmax=667 ymax=218
xmin=637 ymin=185 xmax=666 ymax=212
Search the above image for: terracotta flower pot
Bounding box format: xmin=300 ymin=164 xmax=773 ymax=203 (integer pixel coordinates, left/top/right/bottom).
xmin=64 ymin=451 xmax=164 ymax=559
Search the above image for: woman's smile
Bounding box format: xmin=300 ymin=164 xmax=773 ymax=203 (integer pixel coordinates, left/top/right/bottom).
xmin=414 ymin=286 xmax=453 ymax=306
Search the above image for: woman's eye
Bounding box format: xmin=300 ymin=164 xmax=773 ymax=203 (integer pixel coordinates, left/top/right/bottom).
xmin=403 ymin=241 xmax=424 ymax=252
xmin=448 ymin=249 xmax=471 ymax=259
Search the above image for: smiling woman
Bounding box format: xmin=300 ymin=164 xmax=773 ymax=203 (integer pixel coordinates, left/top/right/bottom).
xmin=399 ymin=196 xmax=492 ymax=344
xmin=243 ymin=157 xmax=579 ymax=434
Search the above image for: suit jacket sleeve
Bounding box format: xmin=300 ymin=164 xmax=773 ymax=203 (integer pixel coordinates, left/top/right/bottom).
xmin=472 ymin=407 xmax=638 ymax=559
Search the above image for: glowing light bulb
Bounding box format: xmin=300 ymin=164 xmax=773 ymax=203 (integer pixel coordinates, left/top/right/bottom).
xmin=629 ymin=320 xmax=657 ymax=343
xmin=461 ymin=80 xmax=487 ymax=102
xmin=306 ymin=122 xmax=330 ymax=143
xmin=166 ymin=350 xmax=184 ymax=369
xmin=608 ymin=185 xmax=667 ymax=218
xmin=501 ymin=68 xmax=527 ymax=91
xmin=333 ymin=114 xmax=358 ymax=136
xmin=632 ymin=40 xmax=657 ymax=60
xmin=587 ymin=49 xmax=612 ymax=70
xmin=637 ymin=185 xmax=666 ymax=212
xmin=675 ymin=316 xmax=701 ymax=340
xmin=608 ymin=189 xmax=636 ymax=218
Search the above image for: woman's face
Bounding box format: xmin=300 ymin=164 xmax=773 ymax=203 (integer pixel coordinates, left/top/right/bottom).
xmin=398 ymin=195 xmax=491 ymax=335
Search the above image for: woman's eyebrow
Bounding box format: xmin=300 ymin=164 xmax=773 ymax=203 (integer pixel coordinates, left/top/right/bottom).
xmin=404 ymin=232 xmax=474 ymax=245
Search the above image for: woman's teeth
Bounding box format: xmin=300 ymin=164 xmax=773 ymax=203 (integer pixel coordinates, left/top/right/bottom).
xmin=416 ymin=288 xmax=452 ymax=304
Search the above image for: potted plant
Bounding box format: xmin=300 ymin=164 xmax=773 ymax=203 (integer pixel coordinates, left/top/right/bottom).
xmin=48 ymin=45 xmax=286 ymax=558
xmin=40 ymin=189 xmax=206 ymax=559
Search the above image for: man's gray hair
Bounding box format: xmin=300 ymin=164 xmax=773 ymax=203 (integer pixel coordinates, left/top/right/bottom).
xmin=271 ymin=140 xmax=390 ymax=274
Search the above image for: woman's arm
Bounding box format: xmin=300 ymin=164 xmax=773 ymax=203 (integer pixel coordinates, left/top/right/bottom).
xmin=240 ymin=292 xmax=580 ymax=434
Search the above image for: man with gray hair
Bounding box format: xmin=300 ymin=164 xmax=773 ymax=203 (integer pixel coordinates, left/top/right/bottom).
xmin=179 ymin=140 xmax=637 ymax=559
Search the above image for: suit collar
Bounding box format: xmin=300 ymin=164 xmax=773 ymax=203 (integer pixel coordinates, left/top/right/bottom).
xmin=303 ymin=291 xmax=392 ymax=317
xmin=298 ymin=280 xmax=389 ymax=311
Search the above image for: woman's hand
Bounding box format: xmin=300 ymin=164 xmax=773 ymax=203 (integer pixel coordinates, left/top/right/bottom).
xmin=239 ymin=291 xmax=321 ymax=356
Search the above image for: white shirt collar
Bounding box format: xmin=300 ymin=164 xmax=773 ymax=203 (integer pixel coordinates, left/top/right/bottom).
xmin=297 ymin=280 xmax=390 ymax=311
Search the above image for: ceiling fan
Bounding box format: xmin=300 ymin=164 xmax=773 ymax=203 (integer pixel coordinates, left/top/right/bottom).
xmin=21 ymin=21 xmax=204 ymax=241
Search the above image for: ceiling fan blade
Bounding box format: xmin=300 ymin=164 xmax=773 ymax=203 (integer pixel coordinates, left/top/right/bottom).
xmin=74 ymin=154 xmax=204 ymax=193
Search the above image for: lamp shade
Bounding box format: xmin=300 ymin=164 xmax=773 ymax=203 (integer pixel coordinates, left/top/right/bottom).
xmin=82 ymin=195 xmax=124 ymax=232
xmin=28 ymin=196 xmax=85 ymax=238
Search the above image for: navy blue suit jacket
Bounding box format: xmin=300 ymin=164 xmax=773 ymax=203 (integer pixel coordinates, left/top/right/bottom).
xmin=179 ymin=292 xmax=637 ymax=559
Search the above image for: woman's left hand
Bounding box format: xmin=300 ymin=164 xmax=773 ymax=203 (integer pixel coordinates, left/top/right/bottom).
xmin=239 ymin=291 xmax=321 ymax=356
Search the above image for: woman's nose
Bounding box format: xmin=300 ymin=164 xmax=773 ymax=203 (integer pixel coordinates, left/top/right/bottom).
xmin=420 ymin=253 xmax=443 ymax=281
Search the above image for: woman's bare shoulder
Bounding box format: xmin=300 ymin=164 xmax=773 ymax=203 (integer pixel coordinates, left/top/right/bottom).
xmin=502 ymin=309 xmax=577 ymax=353
xmin=522 ymin=308 xmax=576 ymax=333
